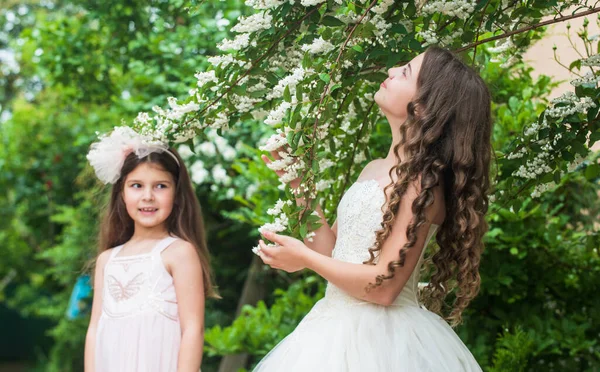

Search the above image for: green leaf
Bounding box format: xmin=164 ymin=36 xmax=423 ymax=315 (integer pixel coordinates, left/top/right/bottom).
xmin=569 ymin=59 xmax=582 ymax=71
xmin=409 ymin=38 xmax=421 ymax=50
xmin=319 ymin=73 xmax=331 ymax=83
xmin=584 ymin=164 xmax=600 ymax=180
xmin=283 ymin=85 xmax=291 ymax=103
xmin=352 ymin=45 xmax=363 ymax=53
xmin=405 ymin=2 xmax=416 ymax=17
xmin=299 ymin=223 xmax=307 ymax=238
xmin=322 ymin=16 xmax=345 ymax=27
xmin=589 ymin=130 xmax=600 ymax=145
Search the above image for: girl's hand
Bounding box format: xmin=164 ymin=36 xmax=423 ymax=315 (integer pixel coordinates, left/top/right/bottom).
xmin=261 ymin=148 xmax=301 ymax=189
xmin=257 ymin=231 xmax=310 ymax=273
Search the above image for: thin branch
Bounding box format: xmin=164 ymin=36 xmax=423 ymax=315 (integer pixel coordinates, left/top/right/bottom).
xmin=455 ymin=7 xmax=600 ymax=53
xmin=553 ymin=48 xmax=583 ymax=78
xmin=334 ymin=100 xmax=377 ymax=213
xmin=301 ymin=0 xmax=379 ymax=218
xmin=472 ymin=0 xmax=491 ymax=64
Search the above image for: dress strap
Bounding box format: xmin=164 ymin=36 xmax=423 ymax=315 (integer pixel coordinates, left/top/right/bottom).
xmin=152 ymin=236 xmax=178 ymax=254
xmin=108 ymin=244 xmax=125 ymax=260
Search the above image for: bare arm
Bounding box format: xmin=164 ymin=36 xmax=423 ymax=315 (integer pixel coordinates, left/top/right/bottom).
xmin=84 ymin=250 xmax=111 ymax=372
xmin=260 ymin=180 xmax=440 ymax=306
xmin=164 ymin=240 xmax=205 ymax=372
xmin=303 ymin=205 xmax=337 ymax=257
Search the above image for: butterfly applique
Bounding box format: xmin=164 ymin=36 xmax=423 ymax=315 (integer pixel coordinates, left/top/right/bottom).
xmin=107 ymin=273 xmax=146 ymax=302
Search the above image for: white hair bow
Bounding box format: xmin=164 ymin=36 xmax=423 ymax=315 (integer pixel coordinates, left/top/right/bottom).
xmin=86 ymin=126 xmax=178 ymax=184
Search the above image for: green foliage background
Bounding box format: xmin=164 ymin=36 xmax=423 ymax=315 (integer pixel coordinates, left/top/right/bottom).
xmin=0 ymin=1 xmax=598 ymax=371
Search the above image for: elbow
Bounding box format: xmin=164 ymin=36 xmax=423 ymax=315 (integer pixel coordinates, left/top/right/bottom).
xmin=181 ymin=322 xmax=204 ymax=339
xmin=370 ymin=290 xmax=399 ymax=307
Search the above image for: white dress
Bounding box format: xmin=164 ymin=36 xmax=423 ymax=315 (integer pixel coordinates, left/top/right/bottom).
xmin=96 ymin=236 xmax=181 ymax=372
xmin=254 ymin=180 xmax=482 ymax=372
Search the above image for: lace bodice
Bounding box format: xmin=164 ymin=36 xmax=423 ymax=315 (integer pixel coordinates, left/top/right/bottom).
xmin=324 ymin=179 xmax=439 ymax=307
xmin=102 ymin=237 xmax=179 ymax=321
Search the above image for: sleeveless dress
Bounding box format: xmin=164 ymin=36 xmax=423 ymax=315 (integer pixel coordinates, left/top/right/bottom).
xmin=96 ymin=236 xmax=181 ymax=372
xmin=254 ymin=179 xmax=482 ymax=372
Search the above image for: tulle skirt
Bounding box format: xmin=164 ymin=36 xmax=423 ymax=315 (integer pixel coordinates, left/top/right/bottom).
xmin=253 ymin=296 xmax=482 ymax=372
xmin=95 ymin=312 xmax=181 ymax=372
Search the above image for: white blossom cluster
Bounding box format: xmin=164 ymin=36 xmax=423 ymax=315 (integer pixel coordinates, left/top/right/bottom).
xmin=513 ymin=151 xmax=553 ymax=179
xmin=259 ymin=129 xmax=289 ymax=151
xmin=231 ymin=11 xmax=273 ymax=34
xmin=581 ymin=54 xmax=600 ymax=66
xmin=371 ymin=0 xmax=394 ymax=15
xmin=195 ymin=70 xmax=219 ymax=87
xmin=523 ymin=118 xmax=549 ymax=138
xmin=371 ymin=14 xmax=392 ymax=45
xmin=570 ymin=72 xmax=599 ymax=87
xmin=232 ymin=94 xmax=261 ymax=113
xmin=335 ymin=10 xmax=361 ymax=24
xmin=190 ymin=160 xmax=210 ymax=185
xmin=218 ymin=33 xmax=254 ymax=51
xmin=531 ymin=181 xmax=556 ymax=198
xmin=421 ymin=0 xmax=476 ymax=20
xmin=301 ymin=36 xmax=335 ymax=54
xmin=266 ymin=66 xmax=312 ymax=100
xmin=300 ymin=0 xmax=319 ymax=5
xmin=545 ymin=93 xmax=596 ymax=119
xmin=417 ymin=29 xmax=439 ymax=47
xmin=167 ymin=97 xmax=200 ymax=119
xmin=207 ymin=54 xmax=249 ymax=69
xmin=245 ymin=0 xmax=289 ymax=10
xmin=258 ymin=197 xmax=294 ymax=240
xmin=265 ymin=101 xmax=292 ymax=126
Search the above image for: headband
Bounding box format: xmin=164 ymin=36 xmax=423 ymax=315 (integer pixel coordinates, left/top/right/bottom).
xmin=86 ymin=126 xmax=180 ymax=184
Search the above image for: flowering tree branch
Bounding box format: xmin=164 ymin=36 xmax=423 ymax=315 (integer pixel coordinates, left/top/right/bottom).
xmin=455 ymin=6 xmax=600 ymax=53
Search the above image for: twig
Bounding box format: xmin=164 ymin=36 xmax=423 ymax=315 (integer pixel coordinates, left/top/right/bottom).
xmin=335 ymin=100 xmax=377 ymax=211
xmin=472 ymin=0 xmax=491 ymax=64
xmin=302 ymin=0 xmax=379 ymax=217
xmin=455 ymin=7 xmax=600 ymax=53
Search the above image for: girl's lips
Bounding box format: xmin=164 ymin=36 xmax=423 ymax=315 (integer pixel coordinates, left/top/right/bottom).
xmin=381 ymin=80 xmax=387 ymax=88
xmin=139 ymin=208 xmax=158 ymax=215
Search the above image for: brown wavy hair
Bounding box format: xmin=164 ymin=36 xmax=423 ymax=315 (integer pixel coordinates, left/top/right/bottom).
xmin=365 ymin=46 xmax=492 ymax=325
xmin=97 ymin=149 xmax=219 ymax=298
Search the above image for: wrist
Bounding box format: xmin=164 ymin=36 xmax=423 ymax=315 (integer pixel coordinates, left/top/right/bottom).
xmin=301 ymin=245 xmax=317 ymax=270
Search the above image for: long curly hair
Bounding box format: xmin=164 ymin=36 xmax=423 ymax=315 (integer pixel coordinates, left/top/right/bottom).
xmin=364 ymin=46 xmax=492 ymax=326
xmin=97 ymin=149 xmax=219 ymax=299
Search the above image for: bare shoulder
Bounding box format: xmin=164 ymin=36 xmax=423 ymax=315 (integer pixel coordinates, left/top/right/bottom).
xmin=357 ymin=159 xmax=388 ymax=181
xmin=96 ymin=249 xmax=112 ymax=268
xmin=162 ymin=238 xmax=201 ymax=274
xmin=163 ymin=238 xmax=198 ymax=260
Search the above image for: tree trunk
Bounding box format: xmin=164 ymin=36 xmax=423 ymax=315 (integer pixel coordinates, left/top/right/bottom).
xmin=217 ymin=255 xmax=266 ymax=372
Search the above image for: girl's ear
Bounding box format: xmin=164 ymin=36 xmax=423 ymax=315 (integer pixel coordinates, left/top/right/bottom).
xmin=412 ymin=102 xmax=421 ymax=119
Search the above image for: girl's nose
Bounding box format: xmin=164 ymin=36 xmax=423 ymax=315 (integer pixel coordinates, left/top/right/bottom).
xmin=142 ymin=187 xmax=154 ymax=201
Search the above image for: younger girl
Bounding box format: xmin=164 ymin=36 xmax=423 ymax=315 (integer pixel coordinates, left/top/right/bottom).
xmin=84 ymin=127 xmax=218 ymax=372
xmin=255 ymin=47 xmax=491 ymax=371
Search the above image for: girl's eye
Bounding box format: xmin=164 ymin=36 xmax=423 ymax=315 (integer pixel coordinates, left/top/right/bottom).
xmin=131 ymin=183 xmax=142 ymax=188
xmin=402 ymin=69 xmax=407 ymax=77
xmin=156 ymin=184 xmax=168 ymax=189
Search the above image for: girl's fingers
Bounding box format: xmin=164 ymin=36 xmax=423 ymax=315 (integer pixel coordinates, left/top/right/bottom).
xmin=259 ymin=240 xmax=275 ymax=257
xmin=270 ymin=149 xmax=282 ymax=161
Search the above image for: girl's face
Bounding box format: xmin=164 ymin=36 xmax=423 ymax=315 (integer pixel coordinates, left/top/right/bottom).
xmin=374 ymin=53 xmax=425 ymax=119
xmin=122 ymin=162 xmax=176 ymax=231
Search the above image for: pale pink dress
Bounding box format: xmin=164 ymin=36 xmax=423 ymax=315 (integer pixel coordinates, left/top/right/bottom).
xmin=96 ymin=236 xmax=181 ymax=372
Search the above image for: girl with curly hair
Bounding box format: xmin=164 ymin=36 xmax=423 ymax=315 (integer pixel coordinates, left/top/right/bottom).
xmin=254 ymin=46 xmax=491 ymax=371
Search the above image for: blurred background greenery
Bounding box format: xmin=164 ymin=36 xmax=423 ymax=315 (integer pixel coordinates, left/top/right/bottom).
xmin=0 ymin=1 xmax=598 ymax=372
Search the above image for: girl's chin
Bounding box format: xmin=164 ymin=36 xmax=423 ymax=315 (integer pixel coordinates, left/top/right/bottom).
xmin=134 ymin=218 xmax=168 ymax=228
